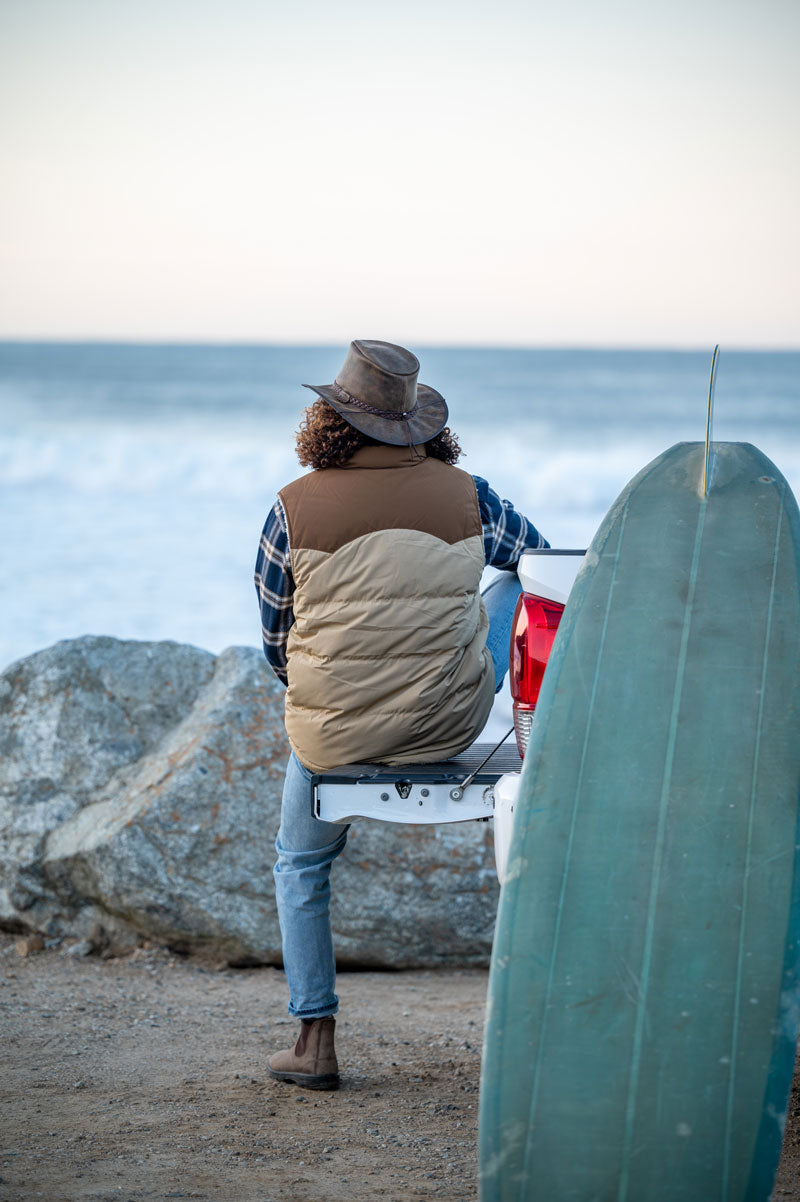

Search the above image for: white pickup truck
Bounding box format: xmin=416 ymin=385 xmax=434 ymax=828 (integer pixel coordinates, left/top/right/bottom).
xmin=310 ymin=548 xmax=585 ymax=880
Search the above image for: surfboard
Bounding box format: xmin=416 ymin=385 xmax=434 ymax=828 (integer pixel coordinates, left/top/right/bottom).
xmin=479 ymin=440 xmax=800 ymax=1201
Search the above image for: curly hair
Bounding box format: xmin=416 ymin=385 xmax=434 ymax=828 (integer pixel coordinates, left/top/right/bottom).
xmin=295 ymin=398 xmax=462 ymax=470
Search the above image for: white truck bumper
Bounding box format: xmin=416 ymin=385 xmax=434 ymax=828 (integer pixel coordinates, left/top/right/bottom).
xmin=492 ymin=770 xmax=522 ymax=884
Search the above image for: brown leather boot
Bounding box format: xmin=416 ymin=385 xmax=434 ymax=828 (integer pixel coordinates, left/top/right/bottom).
xmin=267 ymin=1017 xmax=339 ymax=1090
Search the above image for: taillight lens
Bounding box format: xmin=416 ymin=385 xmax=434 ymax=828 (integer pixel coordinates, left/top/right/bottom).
xmin=510 ymin=592 xmax=565 ymax=756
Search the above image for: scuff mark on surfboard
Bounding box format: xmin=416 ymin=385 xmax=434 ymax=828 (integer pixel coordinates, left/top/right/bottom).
xmin=503 ymin=856 xmax=528 ymax=882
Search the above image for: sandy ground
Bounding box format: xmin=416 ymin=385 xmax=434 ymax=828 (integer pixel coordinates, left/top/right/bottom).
xmin=1 ymin=934 xmax=799 ymax=1202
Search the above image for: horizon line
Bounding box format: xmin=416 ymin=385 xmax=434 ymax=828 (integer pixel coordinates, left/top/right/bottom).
xmin=1 ymin=337 xmax=798 ymax=354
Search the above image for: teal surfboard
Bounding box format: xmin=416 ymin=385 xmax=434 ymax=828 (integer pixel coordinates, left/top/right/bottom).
xmin=480 ymin=442 xmax=800 ymax=1201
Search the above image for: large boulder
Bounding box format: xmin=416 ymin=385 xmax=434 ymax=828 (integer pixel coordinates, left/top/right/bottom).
xmin=0 ymin=637 xmax=498 ymax=967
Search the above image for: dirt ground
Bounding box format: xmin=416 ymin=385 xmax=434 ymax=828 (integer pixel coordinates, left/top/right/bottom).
xmin=1 ymin=934 xmax=799 ymax=1202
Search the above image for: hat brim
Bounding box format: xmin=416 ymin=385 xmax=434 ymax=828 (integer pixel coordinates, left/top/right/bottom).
xmin=302 ymin=382 xmax=449 ymax=446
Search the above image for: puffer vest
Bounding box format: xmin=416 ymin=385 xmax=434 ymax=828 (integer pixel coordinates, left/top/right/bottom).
xmin=278 ymin=443 xmax=495 ymax=772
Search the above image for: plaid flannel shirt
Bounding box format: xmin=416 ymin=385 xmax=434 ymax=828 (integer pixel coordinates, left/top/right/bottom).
xmin=254 ymin=474 xmax=548 ymax=684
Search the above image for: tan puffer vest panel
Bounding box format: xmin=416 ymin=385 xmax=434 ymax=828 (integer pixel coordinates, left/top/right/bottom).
xmin=279 ymin=444 xmax=495 ymax=772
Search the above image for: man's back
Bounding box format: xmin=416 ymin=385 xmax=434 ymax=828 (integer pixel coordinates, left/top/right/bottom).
xmin=279 ymin=444 xmax=495 ymax=772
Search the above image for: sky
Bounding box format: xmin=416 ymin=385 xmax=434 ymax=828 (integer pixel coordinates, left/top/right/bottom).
xmin=0 ymin=0 xmax=798 ymax=347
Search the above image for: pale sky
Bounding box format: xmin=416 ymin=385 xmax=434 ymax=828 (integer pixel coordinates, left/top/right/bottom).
xmin=1 ymin=0 xmax=798 ymax=346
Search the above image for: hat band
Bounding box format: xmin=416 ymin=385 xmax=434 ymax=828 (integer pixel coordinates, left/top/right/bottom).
xmin=331 ymin=380 xmax=419 ymax=422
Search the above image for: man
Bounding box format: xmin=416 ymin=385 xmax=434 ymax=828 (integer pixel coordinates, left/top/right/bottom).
xmin=255 ymin=340 xmax=547 ymax=1089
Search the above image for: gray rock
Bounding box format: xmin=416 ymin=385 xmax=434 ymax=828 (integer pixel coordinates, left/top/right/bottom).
xmin=63 ymin=938 xmax=93 ymax=958
xmin=330 ymin=816 xmax=497 ymax=969
xmin=0 ymin=636 xmax=499 ymax=967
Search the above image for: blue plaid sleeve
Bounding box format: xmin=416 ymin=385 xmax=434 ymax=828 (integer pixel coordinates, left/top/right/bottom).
xmin=254 ymin=499 xmax=294 ymax=685
xmin=473 ymin=475 xmax=549 ymax=568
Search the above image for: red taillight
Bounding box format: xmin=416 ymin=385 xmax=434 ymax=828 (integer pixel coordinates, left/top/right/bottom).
xmin=510 ymin=592 xmax=565 ymax=756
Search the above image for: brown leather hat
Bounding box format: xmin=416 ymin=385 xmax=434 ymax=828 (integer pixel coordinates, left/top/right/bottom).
xmin=303 ymin=340 xmax=448 ymax=446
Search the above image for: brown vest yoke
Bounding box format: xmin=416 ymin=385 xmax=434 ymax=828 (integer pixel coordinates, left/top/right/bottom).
xmin=279 ymin=444 xmax=482 ymax=553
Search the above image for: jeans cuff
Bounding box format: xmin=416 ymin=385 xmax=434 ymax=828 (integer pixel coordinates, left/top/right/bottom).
xmin=288 ymin=1004 xmax=339 ymax=1020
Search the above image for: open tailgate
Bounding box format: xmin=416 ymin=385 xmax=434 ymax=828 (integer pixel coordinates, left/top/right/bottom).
xmin=311 ymin=742 xmax=522 ymax=824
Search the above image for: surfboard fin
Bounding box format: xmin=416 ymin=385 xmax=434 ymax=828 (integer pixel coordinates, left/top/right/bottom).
xmin=702 ymin=344 xmax=720 ymax=497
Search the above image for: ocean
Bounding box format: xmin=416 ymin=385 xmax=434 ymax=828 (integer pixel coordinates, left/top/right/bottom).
xmin=2 ymin=342 xmax=798 ymax=738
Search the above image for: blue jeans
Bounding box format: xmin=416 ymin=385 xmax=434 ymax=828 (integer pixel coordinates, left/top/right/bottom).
xmin=273 ymin=570 xmax=521 ymax=1018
